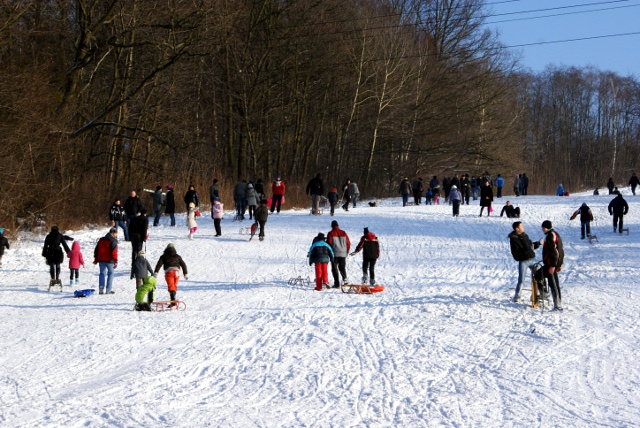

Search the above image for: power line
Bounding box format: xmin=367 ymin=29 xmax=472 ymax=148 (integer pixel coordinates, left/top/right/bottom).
xmin=487 ymin=3 xmax=640 ymax=24
xmin=504 ymin=30 xmax=640 ymax=48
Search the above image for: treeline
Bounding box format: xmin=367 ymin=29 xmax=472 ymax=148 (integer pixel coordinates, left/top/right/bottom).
xmin=0 ymin=0 xmax=638 ymax=231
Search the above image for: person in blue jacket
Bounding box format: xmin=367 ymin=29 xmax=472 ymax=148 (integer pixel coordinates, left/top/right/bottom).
xmin=495 ymin=174 xmax=504 ymax=198
xmin=307 ymin=233 xmax=334 ymax=291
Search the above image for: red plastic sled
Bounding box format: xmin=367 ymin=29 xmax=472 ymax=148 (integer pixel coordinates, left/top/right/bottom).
xmin=341 ymin=284 xmax=385 ymax=294
xmin=249 ymin=221 xmax=258 ymax=241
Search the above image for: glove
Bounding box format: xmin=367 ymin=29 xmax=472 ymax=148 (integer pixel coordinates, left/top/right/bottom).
xmin=113 ymin=263 xmax=117 ymax=269
xmin=93 ymin=261 xmax=97 ymax=265
xmin=184 ymin=275 xmax=189 ymax=280
xmin=349 ymin=252 xmax=356 ymax=256
xmin=153 ymin=273 xmax=157 ymax=277
xmin=557 ymin=266 xmax=562 ymax=273
xmin=539 ymin=238 xmax=544 ymax=245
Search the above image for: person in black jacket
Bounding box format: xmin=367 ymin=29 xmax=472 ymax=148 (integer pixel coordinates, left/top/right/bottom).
xmin=350 ymin=227 xmax=380 ymax=286
xmin=128 ymin=209 xmax=149 ymax=275
xmin=508 ymin=221 xmax=540 ymax=303
xmin=184 ymin=185 xmax=199 ymax=212
xmin=629 ymin=173 xmax=639 ymax=195
xmin=608 ymin=193 xmax=629 ymax=233
xmin=500 ymin=201 xmax=520 ymax=218
xmin=110 ymin=199 xmax=129 ymax=241
xmin=165 ymin=184 xmax=176 ymax=226
xmin=306 ymin=173 xmax=325 ymax=215
xmin=541 ymin=220 xmax=564 ymax=310
xmin=42 ymin=226 xmax=73 ymax=283
xmin=124 ymin=191 xmax=143 ymax=219
xmin=570 ymin=202 xmax=593 ymax=239
xmin=0 ymin=227 xmax=10 ymax=268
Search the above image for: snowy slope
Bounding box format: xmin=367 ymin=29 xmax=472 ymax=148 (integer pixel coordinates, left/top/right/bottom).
xmin=1 ymin=190 xmax=639 ymax=427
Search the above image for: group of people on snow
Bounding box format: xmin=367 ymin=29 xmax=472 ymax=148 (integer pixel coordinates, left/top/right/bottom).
xmin=304 ymin=173 xmax=360 ymax=215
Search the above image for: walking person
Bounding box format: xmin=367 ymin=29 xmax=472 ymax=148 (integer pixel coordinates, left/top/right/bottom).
xmin=350 ymin=227 xmax=380 ymax=286
xmin=508 ymin=221 xmax=540 ymax=303
xmin=152 ymin=185 xmax=164 ymax=227
xmin=341 ymin=179 xmax=352 ymax=211
xmin=541 ymin=220 xmax=564 ymax=311
xmin=42 ymin=226 xmax=72 ymax=285
xmin=154 ymin=243 xmax=188 ymax=307
xmin=412 ymin=177 xmax=424 ymax=205
xmin=209 ymin=179 xmax=219 ymax=205
xmin=607 ymin=177 xmax=615 ymax=195
xmin=570 ymin=202 xmax=593 ymax=239
xmin=307 ymin=233 xmax=334 ymax=291
xmin=608 ymin=192 xmax=629 ymax=233
xmin=629 ymin=173 xmax=639 ymax=195
xmin=187 ymin=202 xmax=198 ymax=240
xmin=234 ymin=180 xmax=248 ymax=219
xmin=327 ymin=187 xmax=339 ymax=216
xmin=306 ymin=173 xmax=324 ymax=215
xmin=246 ymin=183 xmax=258 ymax=220
xmin=93 ymin=227 xmax=118 ymax=294
xmin=399 ymin=178 xmax=412 ymax=207
xmin=67 ymin=241 xmax=85 ymax=286
xmin=513 ymin=174 xmax=521 ymax=197
xmin=495 ymin=174 xmax=504 ymax=198
xmin=184 ymin=185 xmax=199 ymax=213
xmin=349 ymin=181 xmax=360 ymax=208
xmin=327 ymin=220 xmax=350 ymax=288
xmin=128 ymin=209 xmax=149 ymax=273
xmin=124 ymin=190 xmax=143 ymax=238
xmin=255 ymin=199 xmax=269 ymax=241
xmin=460 ymin=174 xmax=471 ymax=205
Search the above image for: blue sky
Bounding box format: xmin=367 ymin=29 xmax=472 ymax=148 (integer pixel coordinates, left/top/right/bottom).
xmin=485 ymin=0 xmax=640 ymax=76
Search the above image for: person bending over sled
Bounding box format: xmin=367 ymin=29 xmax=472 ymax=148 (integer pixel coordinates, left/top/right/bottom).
xmin=154 ymin=243 xmax=188 ymax=307
xmin=134 ymin=275 xmax=156 ymax=311
xmin=570 ymin=202 xmax=593 ymax=239
xmin=350 ymin=227 xmax=380 ymax=286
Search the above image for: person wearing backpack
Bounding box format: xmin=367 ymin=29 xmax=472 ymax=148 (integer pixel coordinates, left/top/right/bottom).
xmin=350 ymin=227 xmax=380 ymax=286
xmin=306 ymin=173 xmax=324 ymax=215
xmin=541 ymin=220 xmax=564 ymax=311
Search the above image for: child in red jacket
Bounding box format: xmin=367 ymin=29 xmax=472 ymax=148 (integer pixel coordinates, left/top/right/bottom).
xmin=67 ymin=241 xmax=85 ymax=286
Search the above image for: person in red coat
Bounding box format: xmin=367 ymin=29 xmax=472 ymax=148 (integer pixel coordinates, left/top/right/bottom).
xmin=93 ymin=228 xmax=118 ymax=294
xmin=270 ymin=176 xmax=286 ymax=213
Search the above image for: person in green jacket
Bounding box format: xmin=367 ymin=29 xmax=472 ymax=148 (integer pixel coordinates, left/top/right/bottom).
xmin=134 ymin=275 xmax=156 ymax=311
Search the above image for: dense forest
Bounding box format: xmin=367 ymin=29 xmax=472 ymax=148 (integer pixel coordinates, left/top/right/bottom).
xmin=1 ymin=0 xmax=639 ymax=230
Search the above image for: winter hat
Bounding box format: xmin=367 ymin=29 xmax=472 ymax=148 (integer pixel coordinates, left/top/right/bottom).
xmin=331 ymin=220 xmax=339 ymax=228
xmin=166 ymin=184 xmax=173 ymax=190
xmin=364 ymin=227 xmax=369 ymax=234
xmin=138 ymin=250 xmax=145 ymax=256
xmin=451 ymin=185 xmax=457 ymax=189
xmin=317 ymin=232 xmax=325 ymax=240
xmin=166 ymin=243 xmax=174 ymax=249
xmin=51 ymin=226 xmax=59 ymax=232
xmin=189 ymin=202 xmax=195 ymax=208
xmin=541 ymin=220 xmax=553 ymax=229
xmin=582 ymin=202 xmax=587 ymax=207
xmin=0 ymin=228 xmax=4 ymax=234
xmin=248 ymin=183 xmax=253 ymax=189
xmin=214 ymin=197 xmax=220 ymax=202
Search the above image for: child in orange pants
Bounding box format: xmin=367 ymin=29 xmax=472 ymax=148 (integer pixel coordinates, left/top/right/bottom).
xmin=154 ymin=243 xmax=188 ymax=305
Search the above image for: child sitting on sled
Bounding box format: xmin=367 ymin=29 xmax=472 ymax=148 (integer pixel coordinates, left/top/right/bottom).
xmin=134 ymin=275 xmax=156 ymax=311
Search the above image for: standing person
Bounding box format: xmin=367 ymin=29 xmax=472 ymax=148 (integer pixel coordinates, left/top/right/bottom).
xmin=608 ymin=192 xmax=629 ymax=233
xmin=254 ymin=178 xmax=266 ymax=201
xmin=508 ymin=221 xmax=540 ymax=302
xmin=460 ymin=174 xmax=471 ymax=205
xmin=327 ymin=187 xmax=339 ymax=216
xmin=128 ymin=209 xmax=149 ymax=273
xmin=557 ymin=183 xmax=565 ymax=196
xmin=93 ymin=227 xmax=118 ymax=295
xmin=0 ymin=228 xmax=9 ymax=268
xmin=306 ymin=173 xmax=325 ymax=215
xmin=109 ymin=199 xmax=129 ymax=241
xmin=429 ymin=176 xmax=439 ymax=196
xmin=541 ymin=220 xmax=564 ymax=311
xmin=513 ymin=174 xmax=521 ymax=197
xmin=521 ymin=173 xmax=529 ymax=195
xmin=349 ymin=180 xmax=360 ymax=208
xmin=327 ymin=220 xmax=350 ymax=288
xmin=495 ymin=174 xmax=504 ymax=198
xmin=412 ymin=177 xmax=424 ymax=205
xmin=450 ymin=185 xmax=462 ymax=217
xmin=165 ymin=184 xmax=176 ymax=226
xmin=154 ymin=243 xmax=188 ymax=307
xmin=479 ymin=179 xmax=493 ymax=217
xmin=42 ymin=226 xmax=72 ymax=285
xmin=184 ymin=185 xmax=199 ymax=213
xmin=212 ymin=197 xmax=224 ymax=236
xmin=629 ymin=173 xmax=639 ymax=195
xmin=255 ymin=199 xmax=269 ymax=241
xmin=270 ymin=176 xmax=285 ymax=213
xmin=152 ymin=185 xmax=164 ymax=227
xmin=442 ymin=177 xmax=451 ymax=202
xmin=399 ymin=178 xmax=411 ymax=207
xmin=351 ymin=227 xmax=380 ymax=286
xmin=209 ymin=179 xmax=219 ymax=205
xmin=132 ymin=249 xmax=154 ymax=290
xmin=607 ymin=177 xmax=615 ymax=195
xmin=570 ymin=202 xmax=593 ymax=239
xmin=470 ymin=176 xmax=479 ymax=200
xmin=234 ymin=180 xmax=248 ymax=219
xmin=307 ymin=233 xmax=334 ymax=291
xmin=67 ymin=241 xmax=85 ymax=286
xmin=246 ymin=183 xmax=258 ymax=220
xmin=341 ymin=179 xmax=352 ymax=211
xmin=124 ymin=190 xmax=143 ymax=220
xmin=187 ymin=202 xmax=198 ymax=239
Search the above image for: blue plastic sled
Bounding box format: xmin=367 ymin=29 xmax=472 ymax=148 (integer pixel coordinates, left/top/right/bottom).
xmin=74 ymin=289 xmax=96 ymax=298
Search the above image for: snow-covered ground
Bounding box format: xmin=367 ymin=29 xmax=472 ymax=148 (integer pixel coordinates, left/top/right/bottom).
xmin=1 ymin=189 xmax=639 ymax=427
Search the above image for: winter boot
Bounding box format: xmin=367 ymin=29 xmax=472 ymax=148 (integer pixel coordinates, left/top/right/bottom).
xmin=99 ymin=287 xmax=104 ymax=295
xmin=169 ymin=291 xmax=177 ymax=308
xmin=361 ymin=276 xmax=368 ymax=285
